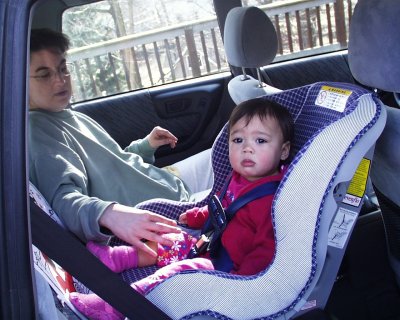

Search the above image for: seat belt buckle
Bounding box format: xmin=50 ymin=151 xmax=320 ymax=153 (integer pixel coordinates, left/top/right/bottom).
xmin=188 ymin=195 xmax=227 ymax=259
xmin=208 ymin=195 xmax=227 ymax=232
xmin=188 ymin=234 xmax=211 ymax=258
xmin=196 ymin=234 xmax=211 ymax=251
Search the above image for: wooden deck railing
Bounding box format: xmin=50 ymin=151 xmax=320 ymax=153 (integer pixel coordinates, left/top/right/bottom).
xmin=68 ymin=0 xmax=356 ymax=102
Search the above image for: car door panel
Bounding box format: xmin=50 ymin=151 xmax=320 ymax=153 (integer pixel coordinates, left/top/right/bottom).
xmin=74 ymin=73 xmax=234 ymax=166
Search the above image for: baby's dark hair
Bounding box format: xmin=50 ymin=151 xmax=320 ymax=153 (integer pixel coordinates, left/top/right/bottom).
xmin=30 ymin=28 xmax=70 ymax=55
xmin=229 ymin=97 xmax=294 ymax=151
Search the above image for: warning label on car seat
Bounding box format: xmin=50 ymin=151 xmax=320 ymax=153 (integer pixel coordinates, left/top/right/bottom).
xmin=328 ymin=158 xmax=371 ymax=249
xmin=315 ymin=85 xmax=352 ymax=112
xmin=343 ymin=158 xmax=371 ymax=207
xmin=328 ymin=207 xmax=357 ymax=249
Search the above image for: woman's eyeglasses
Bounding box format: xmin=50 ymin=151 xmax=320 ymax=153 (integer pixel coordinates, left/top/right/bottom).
xmin=30 ymin=63 xmax=75 ymax=83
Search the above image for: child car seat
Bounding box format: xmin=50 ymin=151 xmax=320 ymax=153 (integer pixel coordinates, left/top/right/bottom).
xmin=348 ymin=0 xmax=400 ymax=286
xmin=223 ymin=6 xmax=281 ymax=105
xmin=108 ymin=81 xmax=386 ymax=319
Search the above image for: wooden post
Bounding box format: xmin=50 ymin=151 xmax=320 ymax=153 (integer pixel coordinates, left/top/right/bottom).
xmin=334 ymin=0 xmax=347 ymax=47
xmin=185 ymin=29 xmax=201 ymax=77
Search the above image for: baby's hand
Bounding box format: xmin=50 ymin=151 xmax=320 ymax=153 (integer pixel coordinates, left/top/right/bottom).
xmin=178 ymin=212 xmax=188 ymax=225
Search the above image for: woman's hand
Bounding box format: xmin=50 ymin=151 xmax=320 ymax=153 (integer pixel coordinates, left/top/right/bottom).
xmin=99 ymin=203 xmax=181 ymax=256
xmin=147 ymin=126 xmax=178 ymax=149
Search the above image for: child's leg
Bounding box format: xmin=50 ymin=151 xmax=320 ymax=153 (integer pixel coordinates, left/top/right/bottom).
xmin=86 ymin=242 xmax=141 ymax=273
xmin=69 ymin=292 xmax=124 ymax=320
xmin=87 ymin=230 xmax=195 ymax=273
xmin=132 ymin=257 xmax=214 ymax=294
xmin=69 ymin=257 xmax=214 ymax=319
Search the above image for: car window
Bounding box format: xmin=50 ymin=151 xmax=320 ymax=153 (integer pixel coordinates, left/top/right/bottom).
xmin=62 ymin=0 xmax=357 ymax=103
xmin=252 ymin=0 xmax=357 ymax=61
xmin=63 ymin=0 xmax=222 ymax=102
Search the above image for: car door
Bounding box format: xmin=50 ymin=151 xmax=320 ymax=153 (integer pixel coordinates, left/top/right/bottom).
xmin=0 ymin=0 xmax=36 ymax=318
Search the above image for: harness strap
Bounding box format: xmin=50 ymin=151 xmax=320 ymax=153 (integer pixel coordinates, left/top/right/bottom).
xmin=30 ymin=198 xmax=170 ymax=320
xmin=225 ymin=180 xmax=280 ymax=218
xmin=207 ymin=178 xmax=281 ymax=271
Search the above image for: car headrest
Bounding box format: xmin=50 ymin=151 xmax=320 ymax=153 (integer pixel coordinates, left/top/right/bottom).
xmin=348 ymin=0 xmax=400 ymax=92
xmin=224 ymin=6 xmax=278 ymax=68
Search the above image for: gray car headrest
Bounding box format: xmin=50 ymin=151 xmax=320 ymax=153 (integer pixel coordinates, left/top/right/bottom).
xmin=224 ymin=6 xmax=278 ymax=68
xmin=348 ymin=0 xmax=400 ymax=92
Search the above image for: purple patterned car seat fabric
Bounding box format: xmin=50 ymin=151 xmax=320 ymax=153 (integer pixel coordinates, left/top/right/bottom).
xmin=30 ymin=80 xmax=386 ymax=319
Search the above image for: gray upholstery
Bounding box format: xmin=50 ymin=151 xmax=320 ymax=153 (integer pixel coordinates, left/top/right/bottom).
xmin=348 ymin=0 xmax=400 ymax=92
xmin=348 ymin=0 xmax=400 ymax=286
xmin=223 ymin=6 xmax=280 ymax=104
xmin=349 ymin=0 xmax=400 ymax=204
xmin=227 ymin=73 xmax=281 ymax=105
xmin=349 ymin=0 xmax=400 ymax=207
xmin=371 ymin=106 xmax=400 ymax=207
xmin=224 ymin=6 xmax=277 ymax=68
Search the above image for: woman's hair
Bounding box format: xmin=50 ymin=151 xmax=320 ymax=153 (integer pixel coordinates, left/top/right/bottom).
xmin=30 ymin=28 xmax=70 ymax=55
xmin=228 ymin=97 xmax=294 ymax=145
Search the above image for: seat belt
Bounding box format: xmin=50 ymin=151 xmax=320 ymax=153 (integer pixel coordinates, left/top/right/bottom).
xmin=30 ymin=199 xmax=170 ymax=320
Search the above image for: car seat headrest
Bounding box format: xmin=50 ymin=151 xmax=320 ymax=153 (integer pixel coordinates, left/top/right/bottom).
xmin=224 ymin=6 xmax=278 ymax=68
xmin=348 ymin=0 xmax=400 ymax=92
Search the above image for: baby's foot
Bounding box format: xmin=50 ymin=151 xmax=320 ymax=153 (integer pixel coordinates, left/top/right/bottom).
xmin=69 ymin=292 xmax=123 ymax=320
xmin=87 ymin=242 xmax=138 ymax=273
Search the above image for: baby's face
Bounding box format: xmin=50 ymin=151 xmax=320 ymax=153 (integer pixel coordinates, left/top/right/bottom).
xmin=228 ymin=115 xmax=290 ymax=181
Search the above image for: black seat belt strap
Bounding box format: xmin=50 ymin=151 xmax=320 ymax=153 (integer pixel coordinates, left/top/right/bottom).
xmin=30 ymin=199 xmax=170 ymax=320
